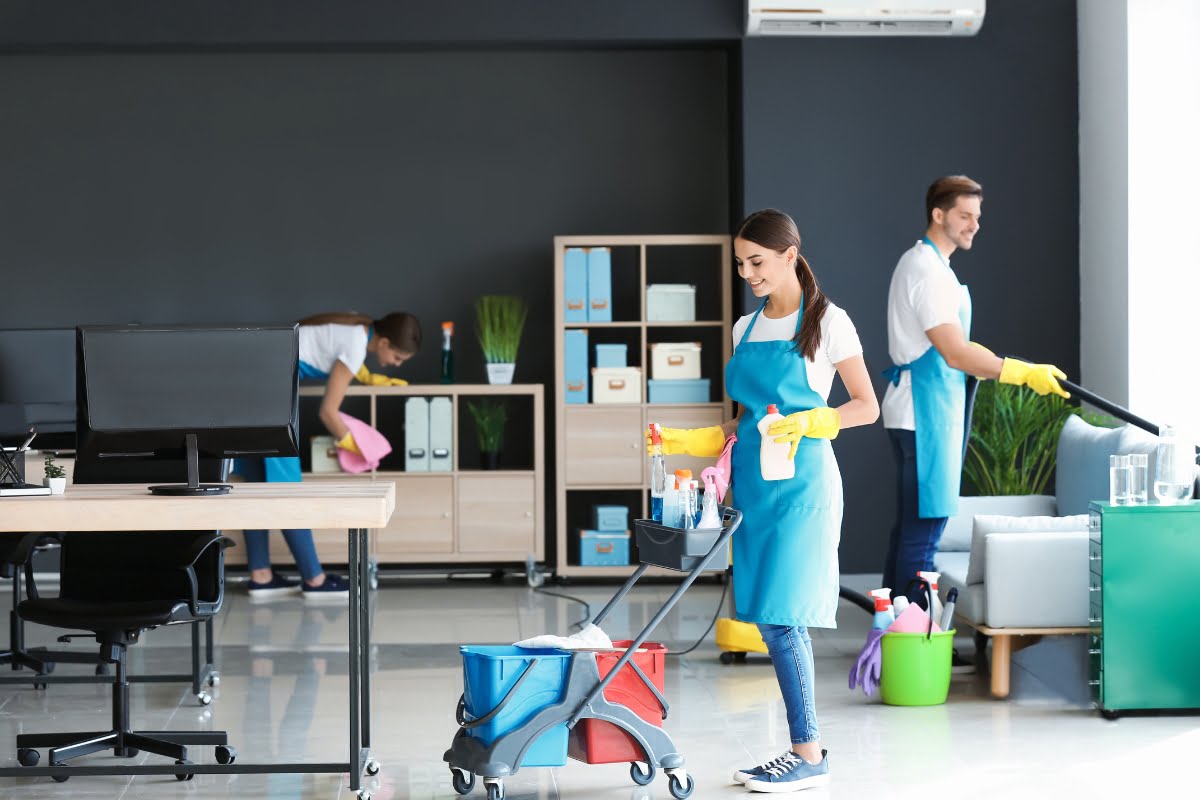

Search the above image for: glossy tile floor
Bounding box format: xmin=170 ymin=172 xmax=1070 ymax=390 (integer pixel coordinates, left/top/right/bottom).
xmin=0 ymin=573 xmax=1193 ymax=798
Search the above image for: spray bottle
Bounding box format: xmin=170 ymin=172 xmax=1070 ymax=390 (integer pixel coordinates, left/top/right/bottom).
xmin=698 ymin=468 xmax=722 ymax=529
xmin=682 ymin=479 xmax=699 ymax=529
xmin=670 ymin=469 xmax=692 ymax=526
xmin=758 ymin=404 xmax=794 ymax=481
xmin=869 ymin=588 xmax=895 ymax=630
xmin=917 ymin=570 xmax=943 ymax=624
xmin=648 ymin=423 xmax=667 ymax=523
xmin=440 ymin=321 xmax=455 ymax=384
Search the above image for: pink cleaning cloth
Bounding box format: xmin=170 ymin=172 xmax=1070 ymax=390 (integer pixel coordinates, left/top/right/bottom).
xmin=336 ymin=412 xmax=393 ymax=474
xmin=886 ymin=603 xmax=942 ymax=634
xmin=702 ymin=435 xmax=737 ymax=503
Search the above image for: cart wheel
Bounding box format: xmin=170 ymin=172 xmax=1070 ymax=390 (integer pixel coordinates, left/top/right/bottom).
xmin=51 ymin=761 xmax=69 ymax=782
xmin=17 ymin=748 xmax=39 ymax=767
xmin=208 ymin=672 xmax=221 ymax=688
xmin=486 ymin=782 xmax=504 ymax=800
xmin=365 ymin=759 xmax=381 ymax=776
xmin=734 ymin=651 xmax=748 ymax=663
xmin=215 ymin=745 xmax=237 ymax=765
xmin=197 ymin=691 xmax=213 ymax=706
xmin=719 ymin=652 xmax=735 ymax=665
xmin=1101 ymin=709 xmax=1120 ymax=721
xmin=451 ymin=769 xmax=475 ymax=795
xmin=175 ymin=759 xmax=195 ymax=781
xmin=668 ymin=773 xmax=694 ymax=799
xmin=356 ymin=791 xmax=372 ymax=800
xmin=630 ymin=761 xmax=656 ymax=786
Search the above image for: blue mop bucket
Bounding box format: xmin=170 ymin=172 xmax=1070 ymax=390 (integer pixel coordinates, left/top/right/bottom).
xmin=459 ymin=646 xmax=573 ymax=766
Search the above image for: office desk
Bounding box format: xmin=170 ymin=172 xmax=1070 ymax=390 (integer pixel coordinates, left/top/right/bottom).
xmin=0 ymin=482 xmax=395 ymax=797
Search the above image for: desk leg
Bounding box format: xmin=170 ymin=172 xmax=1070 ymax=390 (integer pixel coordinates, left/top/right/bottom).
xmin=359 ymin=527 xmax=372 ymax=752
xmin=347 ymin=527 xmax=373 ymax=795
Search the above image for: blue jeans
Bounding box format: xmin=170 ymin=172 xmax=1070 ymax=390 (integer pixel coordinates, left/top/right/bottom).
xmin=757 ymin=624 xmax=819 ymax=745
xmin=237 ymin=458 xmax=324 ymax=582
xmin=882 ymin=428 xmax=948 ymax=603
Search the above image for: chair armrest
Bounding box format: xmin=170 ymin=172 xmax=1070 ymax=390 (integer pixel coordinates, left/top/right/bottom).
xmin=177 ymin=533 xmax=236 ymax=617
xmin=983 ymin=530 xmax=1090 ymax=628
xmin=13 ymin=533 xmax=63 ymax=601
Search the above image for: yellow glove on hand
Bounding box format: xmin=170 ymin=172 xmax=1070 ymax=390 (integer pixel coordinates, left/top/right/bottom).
xmin=767 ymin=407 xmax=842 ymax=461
xmin=355 ymin=365 xmax=408 ymax=386
xmin=336 ymin=432 xmax=362 ymax=455
xmin=644 ymin=425 xmax=725 ymax=458
xmin=999 ymin=358 xmax=1070 ymax=398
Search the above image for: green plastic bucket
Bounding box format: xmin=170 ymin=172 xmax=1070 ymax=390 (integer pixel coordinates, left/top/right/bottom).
xmin=879 ymin=630 xmax=954 ymax=706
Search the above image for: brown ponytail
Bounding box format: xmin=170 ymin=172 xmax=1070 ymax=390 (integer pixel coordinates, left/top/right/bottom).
xmin=299 ymin=311 xmax=422 ymax=354
xmin=734 ymin=209 xmax=829 ymax=360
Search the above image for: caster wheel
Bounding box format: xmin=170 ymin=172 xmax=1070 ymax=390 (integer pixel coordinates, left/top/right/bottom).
xmin=33 ymin=682 xmax=46 ymax=691
xmin=37 ymin=662 xmax=55 ymax=676
xmin=17 ymin=748 xmax=39 ymax=767
xmin=175 ymin=759 xmax=194 ymax=781
xmin=734 ymin=651 xmax=748 ymax=663
xmin=365 ymin=759 xmax=381 ymax=776
xmin=208 ymin=673 xmax=221 ymax=688
xmin=486 ymin=782 xmax=504 ymax=800
xmin=451 ymin=768 xmax=475 ymax=795
xmin=215 ymin=745 xmax=237 ymax=765
xmin=719 ymin=651 xmax=735 ymax=665
xmin=668 ymin=773 xmax=695 ymax=799
xmin=197 ymin=691 xmax=213 ymax=706
xmin=1101 ymin=709 xmax=1120 ymax=721
xmin=95 ymin=663 xmax=110 ymax=676
xmin=630 ymin=761 xmax=656 ymax=786
xmin=356 ymin=792 xmax=372 ymax=800
xmin=51 ymin=762 xmax=69 ymax=782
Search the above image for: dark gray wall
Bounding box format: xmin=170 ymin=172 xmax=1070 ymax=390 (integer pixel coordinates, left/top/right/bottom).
xmin=740 ymin=0 xmax=1079 ymax=572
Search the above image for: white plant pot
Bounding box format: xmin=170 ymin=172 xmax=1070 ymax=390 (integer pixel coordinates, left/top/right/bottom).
xmin=44 ymin=477 xmax=66 ymax=495
xmin=486 ymin=363 xmax=515 ymax=385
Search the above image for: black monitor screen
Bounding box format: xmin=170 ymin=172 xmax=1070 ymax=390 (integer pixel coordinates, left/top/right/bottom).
xmin=0 ymin=328 xmax=76 ymax=436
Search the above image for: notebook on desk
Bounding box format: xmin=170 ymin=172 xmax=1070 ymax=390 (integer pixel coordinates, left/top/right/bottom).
xmin=0 ymin=482 xmax=51 ymax=497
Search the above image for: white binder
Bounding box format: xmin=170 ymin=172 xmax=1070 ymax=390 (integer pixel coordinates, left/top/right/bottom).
xmin=429 ymin=397 xmax=453 ymax=472
xmin=405 ymin=397 xmax=430 ymax=472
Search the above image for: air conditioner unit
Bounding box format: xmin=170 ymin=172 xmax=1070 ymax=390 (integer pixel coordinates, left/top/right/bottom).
xmin=746 ymin=0 xmax=985 ymax=37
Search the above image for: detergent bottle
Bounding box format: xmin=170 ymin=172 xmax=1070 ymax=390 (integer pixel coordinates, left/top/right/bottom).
xmin=869 ymin=588 xmax=895 ymax=630
xmin=917 ymin=571 xmax=943 ymax=623
xmin=758 ymin=404 xmax=794 ymax=481
xmin=648 ymin=423 xmax=667 ymax=522
xmin=698 ymin=468 xmax=722 ymax=529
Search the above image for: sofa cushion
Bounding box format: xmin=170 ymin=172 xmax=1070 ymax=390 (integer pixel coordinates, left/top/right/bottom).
xmin=933 ymin=550 xmax=969 ymax=589
xmin=965 ymin=513 xmax=1089 ymax=585
xmin=940 ymin=495 xmax=1057 ymax=552
xmin=1054 ymin=415 xmax=1160 ymax=516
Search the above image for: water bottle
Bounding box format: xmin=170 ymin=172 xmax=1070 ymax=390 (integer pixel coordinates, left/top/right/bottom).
xmin=1154 ymin=425 xmax=1194 ymax=505
xmin=648 ymin=423 xmax=667 ymax=522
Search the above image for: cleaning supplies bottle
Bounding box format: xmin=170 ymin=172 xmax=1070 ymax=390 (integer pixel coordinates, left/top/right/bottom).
xmin=698 ymin=469 xmax=722 ymax=529
xmin=869 ymin=588 xmax=895 ymax=630
xmin=440 ymin=321 xmax=455 ymax=384
xmin=940 ymin=587 xmax=959 ymax=631
xmin=649 ymin=423 xmax=667 ymax=523
xmin=893 ymin=596 xmax=910 ymax=616
xmin=917 ymin=571 xmax=943 ymax=623
xmin=758 ymin=404 xmax=794 ymax=481
xmin=672 ymin=469 xmax=692 ymax=526
xmin=662 ymin=475 xmax=679 ymax=529
xmin=681 ymin=480 xmax=697 ymax=530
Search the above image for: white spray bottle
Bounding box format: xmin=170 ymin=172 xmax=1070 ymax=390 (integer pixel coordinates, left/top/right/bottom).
xmin=698 ymin=468 xmax=722 ymax=529
xmin=869 ymin=588 xmax=895 ymax=630
xmin=917 ymin=571 xmax=943 ymax=624
xmin=758 ymin=404 xmax=794 ymax=481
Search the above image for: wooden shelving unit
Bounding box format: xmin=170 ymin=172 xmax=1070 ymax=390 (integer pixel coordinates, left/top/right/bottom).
xmin=553 ymin=234 xmax=732 ymax=578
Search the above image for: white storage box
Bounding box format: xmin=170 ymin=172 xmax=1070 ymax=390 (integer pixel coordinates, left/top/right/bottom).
xmin=646 ymin=284 xmax=696 ymax=322
xmin=649 ymin=342 xmax=702 ymax=380
xmin=310 ymin=436 xmax=341 ymax=473
xmin=591 ymin=367 xmax=642 ymax=404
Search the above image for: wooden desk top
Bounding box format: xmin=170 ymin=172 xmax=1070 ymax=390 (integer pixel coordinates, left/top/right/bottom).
xmin=0 ymin=482 xmax=396 ymax=533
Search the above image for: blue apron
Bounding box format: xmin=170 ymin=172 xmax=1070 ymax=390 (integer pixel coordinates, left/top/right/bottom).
xmin=884 ymin=238 xmax=972 ymax=519
xmin=258 ymin=359 xmax=328 ymax=483
xmin=726 ymin=299 xmax=843 ymax=629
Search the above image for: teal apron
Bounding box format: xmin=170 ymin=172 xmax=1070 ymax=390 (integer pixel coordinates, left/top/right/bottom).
xmin=259 ymin=359 xmax=328 ymax=482
xmin=726 ymin=298 xmax=843 ymax=629
xmin=884 ymin=237 xmax=972 ymax=519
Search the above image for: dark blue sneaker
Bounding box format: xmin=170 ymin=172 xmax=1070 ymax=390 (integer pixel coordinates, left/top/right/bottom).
xmin=733 ymin=751 xmax=794 ymax=784
xmin=744 ymin=750 xmax=830 ymax=793
xmin=247 ymin=573 xmax=300 ymax=602
xmin=302 ymin=574 xmax=350 ymax=604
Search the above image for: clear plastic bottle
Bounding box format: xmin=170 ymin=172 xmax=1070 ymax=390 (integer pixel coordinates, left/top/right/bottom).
xmin=672 ymin=469 xmax=692 ymax=526
xmin=648 ymin=423 xmax=667 ymax=523
xmin=681 ymin=479 xmax=698 ymax=530
xmin=1154 ymin=425 xmax=1194 ymax=505
xmin=440 ymin=321 xmax=455 ymax=384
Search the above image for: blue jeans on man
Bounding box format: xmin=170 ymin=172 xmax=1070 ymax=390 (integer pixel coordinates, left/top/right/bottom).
xmin=882 ymin=428 xmax=948 ymax=603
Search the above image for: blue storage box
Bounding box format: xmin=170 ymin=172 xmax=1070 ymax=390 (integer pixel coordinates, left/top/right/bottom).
xmin=579 ymin=530 xmax=631 ymax=566
xmin=460 ymin=646 xmax=572 ymax=766
xmin=648 ymin=378 xmax=711 ymax=404
xmin=564 ymin=248 xmax=588 ymax=323
xmin=586 ymin=247 xmax=613 ymax=322
xmin=592 ymin=504 xmax=629 ymax=532
xmin=594 ymin=343 xmax=627 ymax=368
xmin=564 ymin=330 xmax=589 ymax=405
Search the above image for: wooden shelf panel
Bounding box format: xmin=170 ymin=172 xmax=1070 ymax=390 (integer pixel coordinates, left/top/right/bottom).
xmin=299 ymin=384 xmax=544 ymax=398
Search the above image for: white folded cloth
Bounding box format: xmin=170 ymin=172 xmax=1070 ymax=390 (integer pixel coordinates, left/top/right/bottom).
xmin=513 ymin=623 xmax=613 ymax=650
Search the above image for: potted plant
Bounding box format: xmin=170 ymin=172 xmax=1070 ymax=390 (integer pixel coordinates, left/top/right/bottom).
xmin=43 ymin=453 xmax=67 ymax=495
xmin=467 ymin=399 xmax=508 ymax=470
xmin=475 ymin=295 xmax=528 ymax=385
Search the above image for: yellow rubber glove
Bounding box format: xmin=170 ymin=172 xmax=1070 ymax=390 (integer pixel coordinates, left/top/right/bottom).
xmin=336 ymin=431 xmax=362 ymax=455
xmin=355 ymin=365 xmax=408 ymax=386
xmin=767 ymin=408 xmax=842 ymax=461
xmin=644 ymin=426 xmax=725 ymax=458
xmin=999 ymin=358 xmax=1070 ymax=398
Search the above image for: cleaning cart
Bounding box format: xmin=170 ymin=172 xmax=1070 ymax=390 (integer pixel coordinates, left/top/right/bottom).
xmin=444 ymin=508 xmax=743 ymax=800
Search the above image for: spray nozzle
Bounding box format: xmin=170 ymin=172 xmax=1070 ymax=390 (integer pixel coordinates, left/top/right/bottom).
xmin=767 ymin=404 xmax=779 ymax=414
xmin=649 ymin=423 xmax=663 ymax=446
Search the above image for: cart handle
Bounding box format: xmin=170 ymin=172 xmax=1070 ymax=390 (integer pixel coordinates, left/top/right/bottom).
xmin=455 ymin=657 xmax=542 ymax=730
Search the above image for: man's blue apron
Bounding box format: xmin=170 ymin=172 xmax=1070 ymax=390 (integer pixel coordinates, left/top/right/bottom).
xmin=726 ymin=298 xmax=843 ymax=629
xmin=884 ymin=237 xmax=973 ymax=519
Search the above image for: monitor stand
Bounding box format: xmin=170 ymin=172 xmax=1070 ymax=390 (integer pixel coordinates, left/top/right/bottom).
xmin=149 ymin=434 xmax=231 ymax=496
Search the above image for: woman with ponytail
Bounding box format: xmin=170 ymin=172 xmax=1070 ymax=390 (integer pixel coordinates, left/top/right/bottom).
xmin=240 ymin=310 xmax=421 ymax=602
xmin=649 ymin=210 xmax=878 ymax=792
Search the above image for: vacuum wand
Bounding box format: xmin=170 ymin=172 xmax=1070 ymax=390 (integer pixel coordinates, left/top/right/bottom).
xmin=1058 ymin=379 xmax=1161 ymax=437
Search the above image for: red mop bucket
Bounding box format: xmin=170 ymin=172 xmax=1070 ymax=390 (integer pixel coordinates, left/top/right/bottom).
xmin=568 ymin=641 xmax=668 ymax=764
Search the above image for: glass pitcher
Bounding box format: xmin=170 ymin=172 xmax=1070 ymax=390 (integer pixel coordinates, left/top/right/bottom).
xmin=1154 ymin=425 xmax=1196 ymax=505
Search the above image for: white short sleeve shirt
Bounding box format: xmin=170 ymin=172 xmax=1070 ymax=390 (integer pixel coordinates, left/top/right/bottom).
xmin=731 ymin=301 xmax=863 ymax=402
xmin=298 ymin=323 xmax=370 ymax=376
xmin=881 ymin=241 xmax=968 ymax=430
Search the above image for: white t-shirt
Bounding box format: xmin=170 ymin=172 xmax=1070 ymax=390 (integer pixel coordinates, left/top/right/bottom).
xmin=731 ymin=301 xmax=863 ymax=402
xmin=298 ymin=323 xmax=369 ymax=376
xmin=881 ymin=240 xmax=969 ymax=430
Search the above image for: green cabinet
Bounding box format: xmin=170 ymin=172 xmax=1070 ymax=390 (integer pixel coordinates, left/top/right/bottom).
xmin=1090 ymin=501 xmax=1200 ymax=716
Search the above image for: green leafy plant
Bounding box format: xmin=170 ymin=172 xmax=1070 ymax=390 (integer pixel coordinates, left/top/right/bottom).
xmin=475 ymin=296 xmax=528 ymax=364
xmin=43 ymin=453 xmax=66 ymax=480
xmin=467 ymin=399 xmax=508 ymax=454
xmin=962 ymin=381 xmax=1082 ymax=496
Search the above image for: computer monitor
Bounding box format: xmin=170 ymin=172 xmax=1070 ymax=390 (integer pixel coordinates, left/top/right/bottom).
xmin=76 ymin=324 xmax=300 ymax=496
xmin=0 ymin=327 xmax=77 ymax=447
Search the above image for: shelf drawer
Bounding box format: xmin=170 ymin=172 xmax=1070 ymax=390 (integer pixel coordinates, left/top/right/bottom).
xmin=1088 ymin=538 xmax=1103 ymax=574
xmin=376 ymin=475 xmax=455 ymax=557
xmin=565 ymin=407 xmax=644 ymax=486
xmin=458 ymin=475 xmax=537 ymax=554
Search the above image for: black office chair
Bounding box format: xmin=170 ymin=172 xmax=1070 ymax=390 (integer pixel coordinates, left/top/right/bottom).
xmin=0 ymin=533 xmax=60 ymax=677
xmin=15 ymin=529 xmax=236 ymax=779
